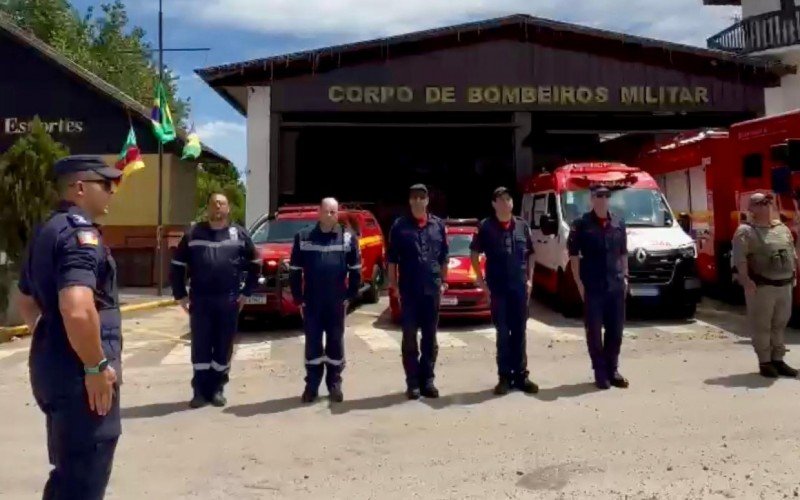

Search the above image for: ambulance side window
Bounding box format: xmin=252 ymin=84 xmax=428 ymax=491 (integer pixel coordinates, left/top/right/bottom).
xmin=531 ymin=194 xmax=548 ymax=229
xmin=743 ymin=153 xmax=763 ymax=179
xmin=547 ymin=194 xmax=557 ymax=222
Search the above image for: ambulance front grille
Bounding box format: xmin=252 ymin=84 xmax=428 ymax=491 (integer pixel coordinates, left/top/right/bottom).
xmin=628 ymin=249 xmax=679 ymax=284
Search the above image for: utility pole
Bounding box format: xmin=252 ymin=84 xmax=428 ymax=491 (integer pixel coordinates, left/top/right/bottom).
xmin=154 ymin=0 xmax=209 ymax=295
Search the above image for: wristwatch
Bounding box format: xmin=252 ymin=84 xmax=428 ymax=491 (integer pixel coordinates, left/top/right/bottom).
xmin=84 ymin=358 xmax=109 ymax=375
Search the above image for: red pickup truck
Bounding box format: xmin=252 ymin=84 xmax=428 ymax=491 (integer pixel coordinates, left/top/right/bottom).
xmin=241 ymin=204 xmax=387 ymax=320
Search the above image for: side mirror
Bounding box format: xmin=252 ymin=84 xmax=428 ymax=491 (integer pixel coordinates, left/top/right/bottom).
xmin=677 ymin=212 xmax=692 ymax=235
xmin=540 ymin=215 xmax=559 ymax=236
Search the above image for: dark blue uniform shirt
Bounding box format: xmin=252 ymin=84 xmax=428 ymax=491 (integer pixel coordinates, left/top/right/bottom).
xmin=470 ymin=216 xmax=534 ymax=294
xmin=289 ymin=224 xmax=362 ymax=304
xmin=567 ymin=211 xmax=628 ymax=294
xmin=18 ymin=202 xmax=122 ymax=421
xmin=387 ymin=215 xmax=449 ymax=296
xmin=170 ymin=222 xmax=260 ymax=299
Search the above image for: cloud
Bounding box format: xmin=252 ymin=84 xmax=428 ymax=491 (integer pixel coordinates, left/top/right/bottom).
xmin=196 ymin=120 xmax=246 ymax=141
xmin=196 ymin=120 xmax=247 ymax=171
xmin=174 ymin=0 xmax=740 ymax=47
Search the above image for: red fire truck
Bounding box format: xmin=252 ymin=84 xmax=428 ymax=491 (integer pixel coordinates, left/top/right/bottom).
xmin=241 ymin=204 xmax=387 ymax=320
xmin=635 ymin=109 xmax=800 ymax=303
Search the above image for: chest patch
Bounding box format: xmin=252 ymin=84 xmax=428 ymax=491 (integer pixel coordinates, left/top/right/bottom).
xmin=77 ymin=230 xmax=99 ymax=246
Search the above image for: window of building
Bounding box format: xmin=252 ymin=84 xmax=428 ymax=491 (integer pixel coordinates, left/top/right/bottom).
xmin=742 ymin=153 xmax=763 ymax=179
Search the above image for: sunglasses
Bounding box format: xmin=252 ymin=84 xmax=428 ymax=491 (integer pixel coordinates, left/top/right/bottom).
xmin=593 ymin=193 xmax=611 ymax=199
xmin=324 ymin=210 xmax=337 ymax=215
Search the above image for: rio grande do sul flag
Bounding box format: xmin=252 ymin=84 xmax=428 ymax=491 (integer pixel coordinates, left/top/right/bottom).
xmin=150 ymin=81 xmax=176 ymax=144
xmin=115 ymin=127 xmax=145 ymax=179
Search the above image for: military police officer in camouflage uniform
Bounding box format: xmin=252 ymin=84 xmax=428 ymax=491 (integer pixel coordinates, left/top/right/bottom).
xmin=733 ymin=192 xmax=798 ymax=379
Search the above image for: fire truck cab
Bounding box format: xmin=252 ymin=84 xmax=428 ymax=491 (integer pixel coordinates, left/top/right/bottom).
xmin=242 ymin=203 xmax=387 ymax=320
xmin=635 ymin=110 xmax=800 ymax=305
xmin=522 ymin=162 xmax=701 ymax=317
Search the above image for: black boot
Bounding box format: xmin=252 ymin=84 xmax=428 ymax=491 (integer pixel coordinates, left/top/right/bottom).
xmin=406 ymin=387 xmax=421 ymax=400
xmin=494 ymin=378 xmax=511 ymax=396
xmin=515 ymin=377 xmax=539 ymax=394
xmin=772 ymin=360 xmax=799 ymax=378
xmin=759 ymin=362 xmax=779 ymax=378
xmin=609 ymin=372 xmax=630 ymax=389
xmin=329 ymin=384 xmax=344 ymax=403
xmin=189 ymin=391 xmax=207 ymax=409
xmin=301 ymin=387 xmax=318 ymax=403
xmin=211 ymin=390 xmax=227 ymax=407
xmin=420 ymin=383 xmax=440 ymax=399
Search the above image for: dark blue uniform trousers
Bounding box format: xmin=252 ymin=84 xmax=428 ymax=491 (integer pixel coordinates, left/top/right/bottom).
xmin=490 ymin=289 xmax=529 ymax=381
xmin=400 ymin=293 xmax=440 ymax=388
xmin=584 ymin=290 xmax=625 ymax=378
xmin=304 ymin=300 xmax=346 ymax=390
xmin=36 ymin=385 xmax=120 ymax=500
xmin=190 ymin=295 xmax=239 ymax=398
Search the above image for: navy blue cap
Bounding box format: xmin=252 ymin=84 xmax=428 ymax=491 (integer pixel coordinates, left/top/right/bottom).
xmin=590 ymin=184 xmax=611 ymax=195
xmin=54 ymin=155 xmax=122 ymax=180
xmin=492 ymin=186 xmax=511 ymax=200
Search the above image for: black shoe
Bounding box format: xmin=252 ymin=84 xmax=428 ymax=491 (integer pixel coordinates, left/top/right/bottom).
xmin=211 ymin=391 xmax=227 ymax=407
xmin=759 ymin=362 xmax=780 ymax=378
xmin=494 ymin=379 xmax=511 ymax=396
xmin=406 ymin=387 xmax=421 ymax=400
xmin=772 ymin=360 xmax=799 ymax=378
xmin=301 ymin=388 xmax=318 ymax=403
xmin=515 ymin=378 xmax=539 ymax=394
xmin=189 ymin=393 xmax=207 ymax=409
xmin=595 ymin=378 xmax=611 ymax=390
xmin=329 ymin=385 xmax=344 ymax=403
xmin=420 ymin=383 xmax=440 ymax=399
xmin=609 ymin=372 xmax=630 ymax=389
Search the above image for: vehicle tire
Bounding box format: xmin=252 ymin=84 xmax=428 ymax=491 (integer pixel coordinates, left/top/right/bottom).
xmin=675 ymin=302 xmax=697 ymax=319
xmin=363 ymin=264 xmax=383 ymax=304
xmin=558 ymin=269 xmax=582 ymax=318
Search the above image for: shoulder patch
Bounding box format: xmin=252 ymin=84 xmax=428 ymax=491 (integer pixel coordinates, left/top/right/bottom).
xmin=68 ymin=214 xmax=92 ymax=227
xmin=228 ymin=226 xmax=239 ymax=241
xmin=76 ymin=230 xmax=99 ymax=246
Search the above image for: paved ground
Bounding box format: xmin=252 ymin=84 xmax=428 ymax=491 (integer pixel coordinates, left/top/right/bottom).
xmin=1 ymin=296 xmax=799 ymax=499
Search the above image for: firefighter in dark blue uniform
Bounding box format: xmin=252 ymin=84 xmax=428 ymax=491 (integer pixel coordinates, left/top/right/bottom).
xmin=387 ymin=184 xmax=449 ymax=400
xmin=470 ymin=187 xmax=539 ymax=395
xmin=567 ymin=185 xmax=630 ymax=390
xmin=289 ymin=198 xmax=361 ymax=403
xmin=170 ymin=193 xmax=260 ymax=408
xmin=16 ymin=155 xmax=123 ymax=499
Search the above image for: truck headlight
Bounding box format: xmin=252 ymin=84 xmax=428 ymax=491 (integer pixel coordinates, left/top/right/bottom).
xmin=678 ymin=244 xmax=697 ymax=259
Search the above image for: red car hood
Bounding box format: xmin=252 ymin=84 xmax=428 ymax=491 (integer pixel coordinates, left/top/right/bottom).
xmin=256 ymin=242 xmax=292 ymax=263
xmin=446 ymin=255 xmax=484 ymax=283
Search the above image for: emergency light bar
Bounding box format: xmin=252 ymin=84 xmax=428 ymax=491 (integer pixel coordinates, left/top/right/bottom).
xmin=445 ymin=218 xmax=479 ymax=226
xmin=570 ymin=173 xmax=639 ymax=189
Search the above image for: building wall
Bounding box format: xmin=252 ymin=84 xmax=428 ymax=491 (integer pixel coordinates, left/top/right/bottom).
xmin=246 ymin=86 xmax=271 ymax=228
xmin=743 ymin=0 xmax=782 ymax=18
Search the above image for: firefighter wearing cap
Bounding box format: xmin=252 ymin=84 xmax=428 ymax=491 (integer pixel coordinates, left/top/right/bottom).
xmin=170 ymin=193 xmax=261 ymax=408
xmin=567 ymin=184 xmax=630 ymax=390
xmin=470 ymin=187 xmax=539 ymax=395
xmin=733 ymin=192 xmax=798 ymax=378
xmin=387 ymin=184 xmax=449 ymax=400
xmin=15 ymin=155 xmax=123 ymax=499
xmin=289 ymin=198 xmax=361 ymax=404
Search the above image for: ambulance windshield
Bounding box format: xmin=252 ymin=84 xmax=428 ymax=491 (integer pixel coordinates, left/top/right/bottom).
xmin=447 ymin=234 xmax=473 ymax=256
xmin=560 ymin=189 xmax=673 ymax=227
xmin=251 ymin=219 xmax=317 ymax=244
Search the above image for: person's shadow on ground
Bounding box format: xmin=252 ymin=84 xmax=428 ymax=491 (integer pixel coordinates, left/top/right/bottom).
xmin=121 ymin=401 xmax=193 ymax=419
xmin=704 ymin=372 xmax=778 ymax=389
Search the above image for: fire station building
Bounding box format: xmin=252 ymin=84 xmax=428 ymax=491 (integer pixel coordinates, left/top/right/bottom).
xmin=0 ymin=14 xmax=230 ymax=287
xmin=196 ymin=14 xmax=792 ymax=228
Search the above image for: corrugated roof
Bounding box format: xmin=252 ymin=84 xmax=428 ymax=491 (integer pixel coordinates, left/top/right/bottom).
xmin=0 ymin=12 xmax=231 ymax=165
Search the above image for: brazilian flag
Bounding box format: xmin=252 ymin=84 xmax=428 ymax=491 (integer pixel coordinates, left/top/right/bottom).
xmin=150 ymin=81 xmax=176 ymax=144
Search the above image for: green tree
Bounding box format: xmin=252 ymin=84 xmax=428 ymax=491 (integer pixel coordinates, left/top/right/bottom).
xmin=1 ymin=0 xmax=188 ymax=124
xmin=0 ymin=117 xmax=68 ymax=315
xmin=196 ymin=162 xmax=246 ymax=226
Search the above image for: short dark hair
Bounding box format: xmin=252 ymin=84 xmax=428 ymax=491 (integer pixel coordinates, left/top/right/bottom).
xmin=207 ymin=192 xmax=228 ymax=204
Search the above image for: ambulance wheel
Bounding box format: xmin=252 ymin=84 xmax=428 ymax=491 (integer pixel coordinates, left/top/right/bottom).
xmin=363 ymin=264 xmax=382 ymax=304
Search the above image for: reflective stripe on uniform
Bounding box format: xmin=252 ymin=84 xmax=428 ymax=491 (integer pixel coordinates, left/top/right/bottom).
xmin=193 ymin=363 xmax=211 ymax=370
xmin=305 ymin=356 xmax=327 ymax=365
xmin=348 ymin=264 xmax=362 ymax=270
xmin=250 ymin=259 xmax=262 ymax=264
xmin=171 ymin=260 xmax=187 ymax=267
xmin=211 ymin=360 xmax=229 ymax=372
xmin=188 ymin=239 xmax=245 ymax=248
xmin=325 ymin=357 xmax=345 ymax=366
xmin=289 ymin=265 xmax=303 ymax=271
xmin=299 ymin=242 xmax=351 ymax=252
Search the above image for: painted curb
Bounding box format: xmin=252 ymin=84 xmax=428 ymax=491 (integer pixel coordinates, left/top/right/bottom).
xmin=0 ymin=298 xmax=176 ymax=343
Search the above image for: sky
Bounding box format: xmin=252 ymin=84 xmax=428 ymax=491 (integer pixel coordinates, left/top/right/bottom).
xmin=69 ymin=0 xmax=741 ymax=175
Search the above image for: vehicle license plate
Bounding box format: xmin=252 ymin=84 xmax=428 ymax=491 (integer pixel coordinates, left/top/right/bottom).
xmin=440 ymin=296 xmax=458 ymax=306
xmin=629 ymin=285 xmax=659 ymax=297
xmin=245 ymin=294 xmax=267 ymax=305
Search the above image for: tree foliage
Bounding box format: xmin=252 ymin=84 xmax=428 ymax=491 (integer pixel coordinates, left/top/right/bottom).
xmin=0 ymin=117 xmax=68 ymax=314
xmin=196 ymin=162 xmax=246 ymax=226
xmin=1 ymin=0 xmax=189 ymax=124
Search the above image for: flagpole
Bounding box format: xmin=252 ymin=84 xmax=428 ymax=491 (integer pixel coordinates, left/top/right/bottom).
xmin=156 ymin=0 xmax=164 ymax=296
